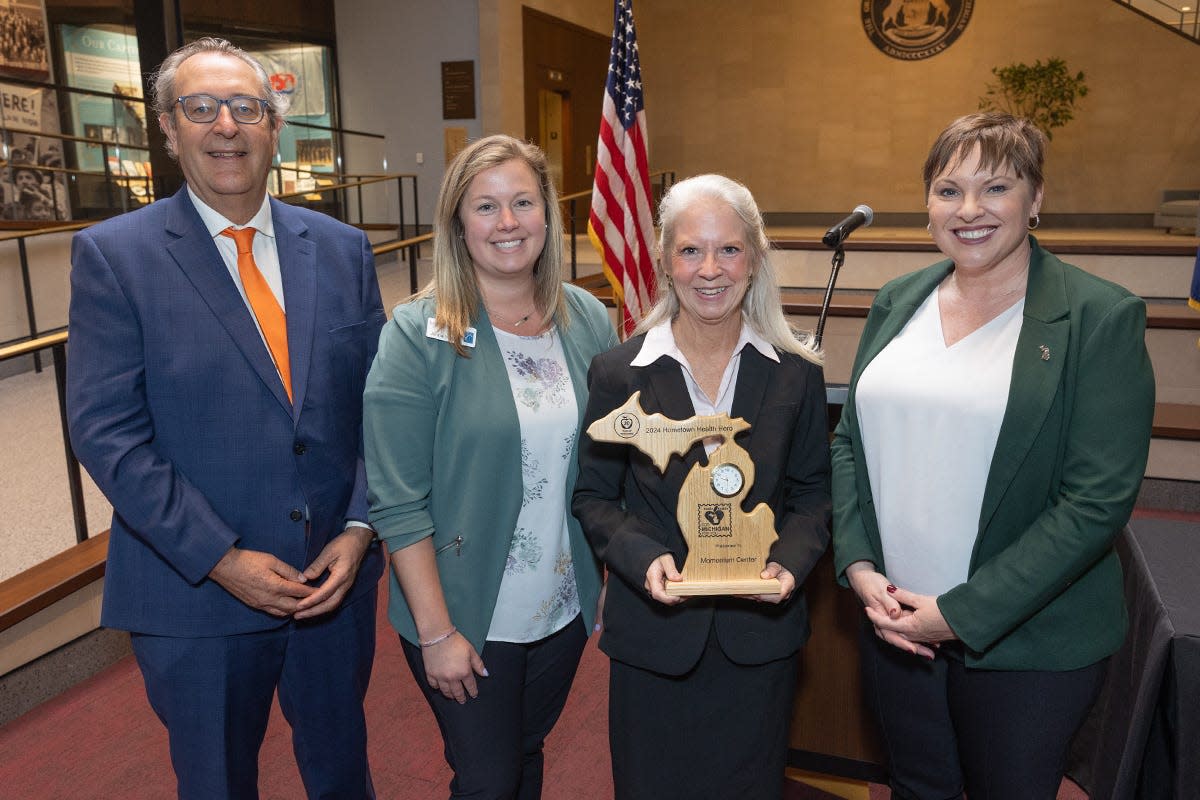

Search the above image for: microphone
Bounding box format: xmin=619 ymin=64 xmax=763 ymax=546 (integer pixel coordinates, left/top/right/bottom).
xmin=822 ymin=204 xmax=874 ymax=248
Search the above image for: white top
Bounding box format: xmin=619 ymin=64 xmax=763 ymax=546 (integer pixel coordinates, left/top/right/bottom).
xmin=855 ymin=289 xmax=1024 ymax=596
xmin=487 ymin=326 xmax=581 ymax=643
xmin=632 ymin=319 xmax=779 ymax=455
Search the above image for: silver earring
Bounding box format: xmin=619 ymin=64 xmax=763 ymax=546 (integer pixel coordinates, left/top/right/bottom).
xmin=1028 ymin=214 xmax=1040 ymax=230
xmin=926 ymin=222 xmax=932 ymax=233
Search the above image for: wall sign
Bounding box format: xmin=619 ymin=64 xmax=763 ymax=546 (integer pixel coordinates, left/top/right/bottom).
xmin=861 ymin=0 xmax=974 ymax=61
xmin=441 ymin=60 xmax=475 ymax=120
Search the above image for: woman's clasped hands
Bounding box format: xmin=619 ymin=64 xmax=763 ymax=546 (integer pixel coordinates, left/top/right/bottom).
xmin=845 ymin=560 xmax=955 ymax=660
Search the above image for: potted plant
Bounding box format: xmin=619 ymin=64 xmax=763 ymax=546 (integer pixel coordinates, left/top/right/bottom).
xmin=978 ymin=58 xmax=1089 ymax=139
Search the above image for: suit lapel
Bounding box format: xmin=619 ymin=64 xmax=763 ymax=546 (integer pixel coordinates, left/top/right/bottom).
xmin=641 ymin=356 xmax=703 ymax=490
xmin=642 ymin=356 xmax=696 ymax=421
xmin=273 ymin=199 xmax=315 ymax=421
xmin=731 ymin=346 xmax=770 ymax=431
xmin=851 ymin=262 xmax=953 ymax=387
xmin=164 ymin=189 xmax=292 ymax=414
xmin=977 ymin=240 xmax=1070 ymax=533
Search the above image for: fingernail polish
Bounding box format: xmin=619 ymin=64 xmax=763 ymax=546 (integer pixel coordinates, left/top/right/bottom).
xmin=481 ymin=668 xmax=490 ymax=677
xmin=886 ymin=584 xmax=897 ymax=593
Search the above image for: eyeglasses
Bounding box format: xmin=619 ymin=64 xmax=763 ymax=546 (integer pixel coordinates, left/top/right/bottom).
xmin=175 ymin=94 xmax=270 ymax=125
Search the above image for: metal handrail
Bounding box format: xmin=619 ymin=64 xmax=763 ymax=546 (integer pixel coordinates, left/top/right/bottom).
xmin=0 ymin=332 xmax=87 ymax=543
xmin=1113 ymin=0 xmax=1199 ymax=40
xmin=0 ymin=73 xmax=386 ymax=141
xmin=559 ymin=169 xmax=676 ymax=279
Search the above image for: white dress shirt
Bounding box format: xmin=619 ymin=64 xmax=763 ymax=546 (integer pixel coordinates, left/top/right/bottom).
xmin=632 ymin=319 xmax=780 ymax=456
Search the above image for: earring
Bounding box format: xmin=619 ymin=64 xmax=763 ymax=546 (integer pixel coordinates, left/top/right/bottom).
xmin=926 ymin=222 xmax=932 ymax=233
xmin=1028 ymin=214 xmax=1040 ymax=230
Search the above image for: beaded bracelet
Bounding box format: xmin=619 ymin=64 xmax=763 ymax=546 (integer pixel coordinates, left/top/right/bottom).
xmin=419 ymin=626 xmax=457 ymax=648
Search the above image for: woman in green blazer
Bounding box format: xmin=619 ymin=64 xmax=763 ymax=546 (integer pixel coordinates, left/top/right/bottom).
xmin=831 ymin=114 xmax=1155 ymax=799
xmin=363 ymin=136 xmax=617 ymax=799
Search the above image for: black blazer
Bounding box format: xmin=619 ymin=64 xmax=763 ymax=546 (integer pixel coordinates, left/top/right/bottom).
xmin=573 ymin=335 xmax=831 ymax=675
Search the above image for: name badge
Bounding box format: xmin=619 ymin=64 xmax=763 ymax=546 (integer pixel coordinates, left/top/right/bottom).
xmin=426 ymin=318 xmax=477 ymax=348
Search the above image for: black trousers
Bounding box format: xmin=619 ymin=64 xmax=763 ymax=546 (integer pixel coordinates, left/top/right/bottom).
xmin=402 ymin=616 xmax=587 ymax=800
xmin=859 ymin=625 xmax=1106 ymax=800
xmin=608 ymin=624 xmax=799 ymax=800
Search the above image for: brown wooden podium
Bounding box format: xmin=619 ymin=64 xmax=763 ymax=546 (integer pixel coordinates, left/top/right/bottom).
xmin=786 ymin=390 xmax=888 ymax=790
xmin=787 ymin=548 xmax=887 ymax=783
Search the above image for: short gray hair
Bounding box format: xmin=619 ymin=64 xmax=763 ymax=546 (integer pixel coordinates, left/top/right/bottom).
xmin=637 ymin=174 xmax=821 ymax=363
xmin=153 ymin=37 xmax=289 ymax=155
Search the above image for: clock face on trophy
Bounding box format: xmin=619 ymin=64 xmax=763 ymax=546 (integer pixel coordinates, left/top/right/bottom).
xmin=711 ymin=463 xmax=744 ymax=497
xmin=586 ymin=391 xmax=781 ymax=596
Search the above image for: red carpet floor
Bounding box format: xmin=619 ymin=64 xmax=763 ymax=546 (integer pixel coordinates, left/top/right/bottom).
xmin=26 ymin=511 xmax=1196 ymax=799
xmin=0 ymin=582 xmax=880 ymax=799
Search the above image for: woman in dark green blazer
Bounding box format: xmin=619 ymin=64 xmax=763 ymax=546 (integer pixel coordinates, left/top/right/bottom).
xmin=831 ymin=114 xmax=1155 ymax=799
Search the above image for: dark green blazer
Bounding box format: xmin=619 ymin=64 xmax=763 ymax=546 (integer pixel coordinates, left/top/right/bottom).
xmin=832 ymin=238 xmax=1155 ymax=670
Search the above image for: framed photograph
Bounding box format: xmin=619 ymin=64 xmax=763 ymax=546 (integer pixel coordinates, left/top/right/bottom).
xmin=0 ymin=0 xmax=51 ymax=81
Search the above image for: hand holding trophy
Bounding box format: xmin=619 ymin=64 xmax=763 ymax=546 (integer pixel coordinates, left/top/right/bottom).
xmin=587 ymin=391 xmax=781 ymax=595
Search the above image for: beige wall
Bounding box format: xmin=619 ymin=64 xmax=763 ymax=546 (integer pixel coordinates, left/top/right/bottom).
xmin=375 ymin=0 xmax=1200 ymax=216
xmin=634 ymin=0 xmax=1200 ymax=215
xmin=479 ymin=0 xmax=612 ymax=136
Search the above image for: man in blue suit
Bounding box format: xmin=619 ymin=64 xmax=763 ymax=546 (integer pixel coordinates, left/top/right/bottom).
xmin=66 ymin=37 xmax=384 ymax=799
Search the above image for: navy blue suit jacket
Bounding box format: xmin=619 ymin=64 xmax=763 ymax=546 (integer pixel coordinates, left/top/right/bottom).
xmin=67 ymin=187 xmax=385 ymax=636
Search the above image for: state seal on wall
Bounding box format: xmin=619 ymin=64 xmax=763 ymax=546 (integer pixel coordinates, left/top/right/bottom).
xmin=861 ymin=0 xmax=974 ymax=61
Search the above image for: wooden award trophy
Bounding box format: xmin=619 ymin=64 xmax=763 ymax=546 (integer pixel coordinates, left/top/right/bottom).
xmin=586 ymin=391 xmax=780 ymax=596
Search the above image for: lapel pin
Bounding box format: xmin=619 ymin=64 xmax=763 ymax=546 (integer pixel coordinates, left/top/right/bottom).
xmin=1039 ymin=344 xmax=1050 ymax=361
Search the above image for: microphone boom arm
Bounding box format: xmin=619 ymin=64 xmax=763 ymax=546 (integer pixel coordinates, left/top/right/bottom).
xmin=813 ymin=245 xmax=844 ymax=350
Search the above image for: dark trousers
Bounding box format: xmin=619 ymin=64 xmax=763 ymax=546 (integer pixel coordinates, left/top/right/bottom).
xmin=130 ymin=588 xmax=377 ymax=800
xmin=860 ymin=625 xmax=1106 ymax=800
xmin=402 ymin=616 xmax=588 ymax=800
xmin=608 ymin=624 xmax=799 ymax=800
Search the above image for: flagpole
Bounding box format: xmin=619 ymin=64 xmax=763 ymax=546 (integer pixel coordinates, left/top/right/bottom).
xmin=587 ymin=0 xmax=656 ymax=340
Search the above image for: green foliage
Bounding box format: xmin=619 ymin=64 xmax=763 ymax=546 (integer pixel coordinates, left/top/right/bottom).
xmin=978 ymin=58 xmax=1089 ymax=140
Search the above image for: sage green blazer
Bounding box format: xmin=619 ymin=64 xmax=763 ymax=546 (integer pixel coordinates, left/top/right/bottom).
xmin=364 ymin=284 xmax=619 ymax=652
xmin=832 ymin=238 xmax=1155 ymax=670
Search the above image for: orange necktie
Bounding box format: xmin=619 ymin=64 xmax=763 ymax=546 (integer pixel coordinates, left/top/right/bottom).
xmin=221 ymin=226 xmax=292 ymax=402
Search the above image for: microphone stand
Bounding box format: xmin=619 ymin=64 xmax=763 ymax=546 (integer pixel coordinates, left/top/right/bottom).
xmin=813 ymin=245 xmax=845 ymax=350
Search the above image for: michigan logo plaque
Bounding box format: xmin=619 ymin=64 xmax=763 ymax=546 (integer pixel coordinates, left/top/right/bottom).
xmin=586 ymin=391 xmax=781 ymax=596
xmin=861 ymin=0 xmax=974 ymax=61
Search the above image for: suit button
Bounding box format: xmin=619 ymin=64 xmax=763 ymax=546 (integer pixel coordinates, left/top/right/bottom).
xmin=293 ymin=442 xmax=306 ymax=455
xmin=290 ymin=509 xmax=303 ymax=522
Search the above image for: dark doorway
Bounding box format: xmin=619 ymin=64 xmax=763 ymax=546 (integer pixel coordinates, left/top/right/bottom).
xmin=522 ymin=7 xmax=610 ymax=217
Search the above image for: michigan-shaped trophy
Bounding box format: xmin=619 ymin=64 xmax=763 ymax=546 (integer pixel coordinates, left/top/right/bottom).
xmin=586 ymin=391 xmax=780 ymax=596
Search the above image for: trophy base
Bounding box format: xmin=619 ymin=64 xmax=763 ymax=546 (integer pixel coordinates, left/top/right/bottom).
xmin=664 ymin=577 xmax=782 ymax=597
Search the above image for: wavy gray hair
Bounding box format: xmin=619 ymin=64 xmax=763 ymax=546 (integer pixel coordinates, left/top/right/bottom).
xmin=636 ymin=173 xmax=821 ymax=363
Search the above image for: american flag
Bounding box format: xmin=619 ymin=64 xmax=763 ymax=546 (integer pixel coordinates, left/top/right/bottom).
xmin=588 ymin=0 xmax=656 ymax=337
